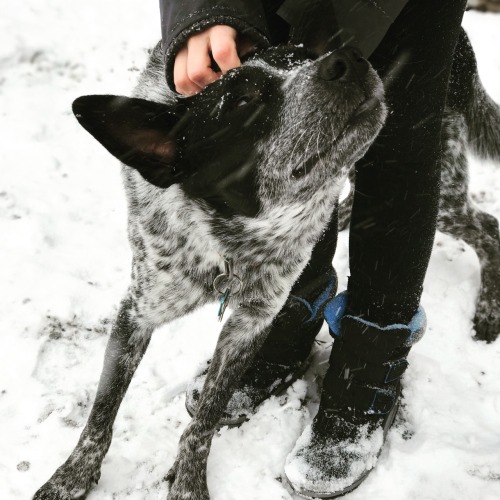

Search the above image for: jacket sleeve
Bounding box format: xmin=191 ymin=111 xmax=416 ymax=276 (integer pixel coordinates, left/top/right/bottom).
xmin=278 ymin=0 xmax=409 ymax=58
xmin=160 ymin=0 xmax=272 ymax=91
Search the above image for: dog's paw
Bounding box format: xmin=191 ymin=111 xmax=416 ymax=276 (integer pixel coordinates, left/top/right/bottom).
xmin=474 ymin=314 xmax=500 ymax=343
xmin=165 ymin=456 xmax=209 ymax=500
xmin=33 ymin=482 xmax=63 ymax=500
xmin=164 ymin=460 xmax=178 ymax=485
xmin=167 ymin=479 xmax=210 ymax=500
xmin=474 ymin=296 xmax=500 ymax=342
xmin=33 ymin=464 xmax=101 ymax=500
xmin=33 ymin=479 xmax=97 ymax=500
xmin=473 ymin=280 xmax=500 ymax=342
xmin=165 ymin=421 xmax=212 ymax=499
xmin=33 ymin=482 xmax=86 ymax=500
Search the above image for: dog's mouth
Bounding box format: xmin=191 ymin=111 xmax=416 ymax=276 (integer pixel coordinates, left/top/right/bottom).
xmin=344 ymin=81 xmax=385 ymax=126
xmin=332 ymin=91 xmax=386 ymax=148
xmin=291 ymin=93 xmax=384 ymax=180
xmin=353 ymin=95 xmax=382 ymax=118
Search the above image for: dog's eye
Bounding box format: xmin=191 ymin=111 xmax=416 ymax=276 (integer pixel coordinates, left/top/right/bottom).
xmin=219 ymin=90 xmax=260 ymax=117
xmin=292 ymin=154 xmax=318 ymax=179
xmin=235 ymin=95 xmax=252 ymax=107
xmin=292 ymin=165 xmax=308 ymax=179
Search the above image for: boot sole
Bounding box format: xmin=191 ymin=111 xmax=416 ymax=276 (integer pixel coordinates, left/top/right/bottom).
xmin=288 ymin=399 xmax=401 ymax=498
xmin=185 ymin=358 xmax=311 ymax=428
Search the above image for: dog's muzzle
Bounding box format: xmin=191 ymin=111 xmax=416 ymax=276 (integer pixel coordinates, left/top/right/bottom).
xmin=318 ymin=47 xmax=370 ymax=84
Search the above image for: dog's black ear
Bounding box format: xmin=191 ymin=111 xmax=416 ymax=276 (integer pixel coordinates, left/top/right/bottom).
xmin=72 ymin=95 xmax=188 ymax=188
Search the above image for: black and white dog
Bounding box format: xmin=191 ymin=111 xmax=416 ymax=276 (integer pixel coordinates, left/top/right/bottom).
xmin=34 ymin=30 xmax=499 ymax=500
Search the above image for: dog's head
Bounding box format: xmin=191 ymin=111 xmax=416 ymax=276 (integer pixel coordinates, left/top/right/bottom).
xmin=73 ymin=45 xmax=386 ymax=217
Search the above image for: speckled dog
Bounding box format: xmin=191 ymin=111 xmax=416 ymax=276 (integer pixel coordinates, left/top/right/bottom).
xmin=33 ymin=43 xmax=387 ymax=500
xmin=34 ymin=30 xmax=499 ymax=500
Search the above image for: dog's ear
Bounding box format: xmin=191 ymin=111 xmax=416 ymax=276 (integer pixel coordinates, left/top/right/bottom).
xmin=72 ymin=95 xmax=188 ymax=188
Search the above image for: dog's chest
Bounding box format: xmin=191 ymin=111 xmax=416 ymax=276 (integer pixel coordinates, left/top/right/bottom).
xmin=126 ymin=178 xmax=334 ymax=310
xmin=127 ymin=184 xmax=219 ymax=283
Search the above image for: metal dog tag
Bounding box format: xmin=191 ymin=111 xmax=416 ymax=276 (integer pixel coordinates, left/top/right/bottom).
xmin=217 ymin=288 xmax=231 ymax=322
xmin=213 ymin=259 xmax=243 ymax=322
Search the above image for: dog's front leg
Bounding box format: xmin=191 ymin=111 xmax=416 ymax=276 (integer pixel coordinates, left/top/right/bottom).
xmin=166 ymin=298 xmax=284 ymax=500
xmin=33 ymin=296 xmax=154 ymax=500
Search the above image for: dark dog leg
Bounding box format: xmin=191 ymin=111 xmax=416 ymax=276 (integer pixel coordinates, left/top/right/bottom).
xmin=467 ymin=211 xmax=500 ymax=342
xmin=439 ymin=113 xmax=500 ymax=342
xmin=33 ymin=296 xmax=155 ymax=500
xmin=438 ymin=205 xmax=500 ymax=342
xmin=166 ymin=298 xmax=286 ymax=500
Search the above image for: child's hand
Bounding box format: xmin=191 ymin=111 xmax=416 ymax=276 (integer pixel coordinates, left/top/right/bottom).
xmin=174 ymin=25 xmax=252 ymax=96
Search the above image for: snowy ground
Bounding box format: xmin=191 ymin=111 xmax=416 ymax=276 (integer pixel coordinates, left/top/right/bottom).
xmin=1 ymin=2 xmax=500 ymax=499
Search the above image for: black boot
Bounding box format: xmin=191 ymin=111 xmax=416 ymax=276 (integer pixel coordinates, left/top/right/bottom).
xmin=185 ymin=270 xmax=337 ymax=426
xmin=285 ymin=291 xmax=426 ymax=498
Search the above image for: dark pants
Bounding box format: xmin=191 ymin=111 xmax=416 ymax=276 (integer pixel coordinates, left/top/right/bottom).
xmin=289 ymin=0 xmax=467 ymax=325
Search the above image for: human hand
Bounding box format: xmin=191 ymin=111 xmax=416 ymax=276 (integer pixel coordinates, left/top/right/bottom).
xmin=174 ymin=25 xmax=255 ymax=96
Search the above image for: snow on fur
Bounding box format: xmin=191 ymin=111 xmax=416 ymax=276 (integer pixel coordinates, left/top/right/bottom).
xmin=1 ymin=3 xmax=500 ymax=499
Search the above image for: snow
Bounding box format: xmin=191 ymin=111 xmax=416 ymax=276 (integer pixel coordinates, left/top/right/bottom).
xmin=1 ymin=3 xmax=500 ymax=499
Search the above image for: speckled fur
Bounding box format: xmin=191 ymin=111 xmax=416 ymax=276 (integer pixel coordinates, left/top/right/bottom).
xmin=33 ymin=46 xmax=386 ymax=500
xmin=34 ymin=29 xmax=500 ymax=499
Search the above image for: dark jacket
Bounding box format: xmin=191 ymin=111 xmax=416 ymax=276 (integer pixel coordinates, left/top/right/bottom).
xmin=160 ymin=0 xmax=409 ymax=91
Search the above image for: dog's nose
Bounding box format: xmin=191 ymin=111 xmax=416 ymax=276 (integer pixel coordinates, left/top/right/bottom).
xmin=318 ymin=47 xmax=369 ymax=82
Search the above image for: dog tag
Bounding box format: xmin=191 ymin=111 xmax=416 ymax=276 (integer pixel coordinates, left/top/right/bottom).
xmin=218 ymin=288 xmax=231 ymax=321
xmin=213 ymin=258 xmax=243 ymax=322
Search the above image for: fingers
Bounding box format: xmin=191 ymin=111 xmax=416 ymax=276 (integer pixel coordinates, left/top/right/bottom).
xmin=174 ymin=47 xmax=202 ymax=96
xmin=174 ymin=25 xmax=242 ymax=96
xmin=186 ymin=33 xmax=221 ymax=89
xmin=210 ymin=27 xmax=241 ymax=73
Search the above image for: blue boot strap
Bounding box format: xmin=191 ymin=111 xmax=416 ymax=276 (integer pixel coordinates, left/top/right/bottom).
xmin=324 ymin=291 xmax=426 ymax=347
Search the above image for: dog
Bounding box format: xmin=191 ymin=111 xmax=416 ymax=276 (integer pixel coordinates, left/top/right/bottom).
xmin=33 ymin=29 xmax=499 ymax=500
